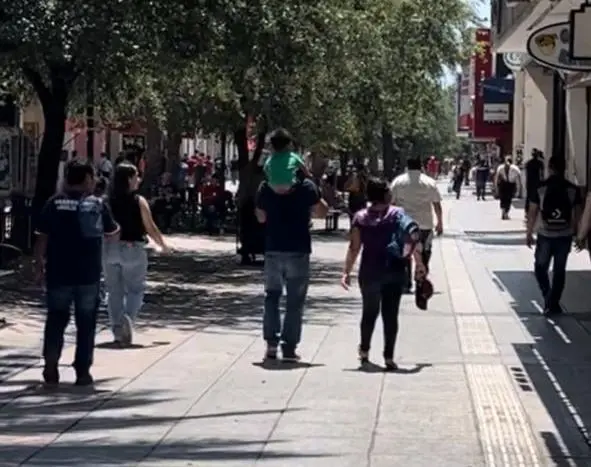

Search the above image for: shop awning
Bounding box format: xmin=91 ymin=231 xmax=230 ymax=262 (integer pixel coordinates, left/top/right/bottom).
xmin=482 ymin=77 xmax=514 ymax=104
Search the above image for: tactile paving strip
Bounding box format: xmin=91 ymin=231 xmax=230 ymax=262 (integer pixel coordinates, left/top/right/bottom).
xmin=441 ymin=238 xmax=483 ymax=315
xmin=457 ymin=316 xmax=499 ymax=355
xmin=466 ymin=364 xmax=541 ymax=466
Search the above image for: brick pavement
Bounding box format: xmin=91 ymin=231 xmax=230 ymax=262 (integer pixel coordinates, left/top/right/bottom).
xmin=0 ymin=185 xmax=590 ymax=466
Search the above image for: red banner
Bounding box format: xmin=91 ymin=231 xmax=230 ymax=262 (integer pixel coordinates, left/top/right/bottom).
xmin=471 ymin=28 xmax=512 ymax=152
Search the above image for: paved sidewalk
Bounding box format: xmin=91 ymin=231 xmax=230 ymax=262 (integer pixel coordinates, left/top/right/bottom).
xmin=0 ymin=186 xmax=590 ymax=466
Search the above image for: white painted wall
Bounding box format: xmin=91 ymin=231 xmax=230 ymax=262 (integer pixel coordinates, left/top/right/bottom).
xmin=523 ymin=65 xmax=554 ymax=172
xmin=512 ymin=70 xmax=525 ymax=154
xmin=566 ymin=87 xmax=587 ymax=185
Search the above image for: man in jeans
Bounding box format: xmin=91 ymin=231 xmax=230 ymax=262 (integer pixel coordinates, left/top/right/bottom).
xmin=255 ymin=166 xmax=328 ymax=361
xmin=390 ymin=157 xmax=443 ymax=293
xmin=526 ymin=156 xmax=581 ymax=316
xmin=34 ymin=159 xmax=119 ymax=386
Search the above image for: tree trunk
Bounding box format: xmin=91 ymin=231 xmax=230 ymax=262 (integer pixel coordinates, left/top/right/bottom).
xmin=382 ymin=124 xmax=395 ymax=181
xmin=165 ymin=129 xmax=182 ymax=172
xmin=31 ymin=94 xmax=68 ymax=222
xmin=234 ymin=126 xmax=249 ymax=171
xmin=339 ymin=150 xmax=349 ymax=174
xmin=237 ymin=130 xmax=267 ymax=206
xmin=141 ymin=112 xmax=163 ymax=194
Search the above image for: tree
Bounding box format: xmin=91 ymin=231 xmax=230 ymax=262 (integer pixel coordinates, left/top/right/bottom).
xmin=0 ymin=0 xmax=214 ymax=214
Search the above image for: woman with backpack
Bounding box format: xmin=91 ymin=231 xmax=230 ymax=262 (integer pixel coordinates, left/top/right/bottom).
xmin=340 ymin=177 xmax=427 ymax=370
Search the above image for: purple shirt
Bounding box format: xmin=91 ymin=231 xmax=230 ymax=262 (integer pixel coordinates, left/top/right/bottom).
xmin=352 ymin=206 xmax=405 ymax=281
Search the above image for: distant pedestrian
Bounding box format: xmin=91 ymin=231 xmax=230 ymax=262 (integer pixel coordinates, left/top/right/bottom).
xmin=526 ymin=156 xmax=581 ymax=316
xmin=451 ymin=162 xmax=464 ymax=199
xmin=390 ymin=157 xmax=443 ymax=293
xmin=341 ymin=177 xmax=426 ymax=370
xmin=34 ymin=159 xmax=120 ymax=386
xmin=97 ymin=152 xmax=113 ymax=179
xmin=255 ymin=172 xmax=328 ymax=361
xmin=474 ymin=159 xmax=490 ymax=201
xmin=345 ymin=165 xmax=368 ymax=222
xmin=495 ymin=156 xmax=521 ymax=219
xmin=104 ymin=163 xmax=170 ymax=347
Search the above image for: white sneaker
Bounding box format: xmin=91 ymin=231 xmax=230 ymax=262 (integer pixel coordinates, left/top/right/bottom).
xmin=121 ymin=314 xmax=133 ymax=346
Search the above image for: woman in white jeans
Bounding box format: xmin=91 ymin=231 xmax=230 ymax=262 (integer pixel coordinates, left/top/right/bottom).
xmin=104 ymin=163 xmax=169 ymax=346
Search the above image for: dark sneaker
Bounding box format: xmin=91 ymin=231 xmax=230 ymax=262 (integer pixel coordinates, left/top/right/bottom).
xmin=264 ymin=345 xmax=278 ymax=360
xmin=42 ymin=363 xmax=59 ymax=386
xmin=75 ymin=372 xmax=94 ymax=387
xmin=384 ymin=360 xmax=398 ymax=372
xmin=544 ymin=303 xmax=564 ymax=317
xmin=358 ymin=347 xmax=369 ymax=364
xmin=281 ymin=348 xmax=301 ymax=362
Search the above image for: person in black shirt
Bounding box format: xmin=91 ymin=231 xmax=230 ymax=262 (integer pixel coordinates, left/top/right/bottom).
xmin=474 ymin=159 xmax=490 ymax=201
xmin=34 ymin=159 xmax=120 ymax=386
xmin=526 ymin=156 xmax=581 ymax=315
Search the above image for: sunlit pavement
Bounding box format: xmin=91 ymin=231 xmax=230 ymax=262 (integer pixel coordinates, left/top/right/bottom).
xmin=1 ymin=184 xmax=591 ymax=466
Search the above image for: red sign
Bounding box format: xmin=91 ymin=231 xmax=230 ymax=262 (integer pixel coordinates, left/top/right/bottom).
xmin=470 ymin=28 xmax=513 ymax=152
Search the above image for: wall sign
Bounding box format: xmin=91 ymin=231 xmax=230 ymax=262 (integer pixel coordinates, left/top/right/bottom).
xmin=503 ymin=52 xmax=527 ymax=71
xmin=569 ymin=2 xmax=591 ymax=60
xmin=483 ymin=103 xmax=510 ymax=122
xmin=527 ymin=22 xmax=591 ymax=71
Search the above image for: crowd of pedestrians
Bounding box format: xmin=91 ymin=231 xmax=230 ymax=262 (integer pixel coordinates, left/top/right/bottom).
xmin=36 ymin=128 xmax=591 ymax=385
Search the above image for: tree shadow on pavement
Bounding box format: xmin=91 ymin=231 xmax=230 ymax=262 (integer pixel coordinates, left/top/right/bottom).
xmin=0 ymin=439 xmax=334 ymax=465
xmin=0 ymin=249 xmax=350 ymax=334
xmin=0 ymin=346 xmax=41 ymax=383
xmin=0 ymin=385 xmax=334 ymax=465
xmin=495 ymin=269 xmax=591 ymax=462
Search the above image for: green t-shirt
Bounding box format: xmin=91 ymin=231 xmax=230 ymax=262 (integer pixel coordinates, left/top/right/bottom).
xmin=264 ymin=151 xmax=304 ymax=186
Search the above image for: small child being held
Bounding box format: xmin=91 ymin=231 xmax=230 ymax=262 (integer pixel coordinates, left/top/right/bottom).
xmin=264 ymin=128 xmax=311 ymax=193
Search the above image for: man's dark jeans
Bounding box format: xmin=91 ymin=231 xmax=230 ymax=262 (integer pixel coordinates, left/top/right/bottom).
xmin=534 ymin=235 xmax=571 ymax=309
xmin=404 ymin=229 xmax=433 ymax=289
xmin=476 ymin=183 xmax=486 ymax=200
xmin=43 ymin=284 xmax=100 ymax=374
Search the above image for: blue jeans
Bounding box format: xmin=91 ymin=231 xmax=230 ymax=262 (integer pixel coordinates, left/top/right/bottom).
xmin=534 ymin=235 xmax=572 ymax=308
xmin=263 ymin=252 xmax=310 ymax=350
xmin=43 ymin=283 xmax=100 ymax=373
xmin=103 ymin=241 xmax=148 ymax=339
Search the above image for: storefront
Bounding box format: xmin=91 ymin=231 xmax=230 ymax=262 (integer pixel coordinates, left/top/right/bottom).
xmin=493 ymin=0 xmax=591 ymax=189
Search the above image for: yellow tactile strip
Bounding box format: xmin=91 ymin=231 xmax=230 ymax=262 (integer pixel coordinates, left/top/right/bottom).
xmin=466 ymin=364 xmax=541 ymax=466
xmin=457 ymin=316 xmax=499 ymax=355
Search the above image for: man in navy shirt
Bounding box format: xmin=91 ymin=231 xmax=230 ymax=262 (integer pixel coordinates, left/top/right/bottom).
xmin=256 ymin=170 xmax=328 ymax=362
xmin=34 ymin=159 xmax=119 ymax=386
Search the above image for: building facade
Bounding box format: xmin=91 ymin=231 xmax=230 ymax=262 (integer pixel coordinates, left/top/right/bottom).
xmin=456 ymin=28 xmax=515 ymax=159
xmin=492 ymin=0 xmax=591 ymax=188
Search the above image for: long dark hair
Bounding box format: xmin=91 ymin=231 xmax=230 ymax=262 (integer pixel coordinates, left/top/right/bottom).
xmin=110 ymin=163 xmax=138 ymax=201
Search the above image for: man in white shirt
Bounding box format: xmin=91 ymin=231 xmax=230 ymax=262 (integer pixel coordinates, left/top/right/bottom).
xmin=495 ymin=156 xmax=521 ymax=220
xmin=391 ymin=157 xmax=443 ymax=292
xmin=97 ymin=153 xmax=113 ymax=179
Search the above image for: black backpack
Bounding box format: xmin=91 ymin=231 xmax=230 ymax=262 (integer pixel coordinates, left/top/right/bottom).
xmin=540 ymin=181 xmax=574 ymax=229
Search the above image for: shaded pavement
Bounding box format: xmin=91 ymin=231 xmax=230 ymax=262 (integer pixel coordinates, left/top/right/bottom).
xmin=0 ymin=185 xmax=590 ymax=465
